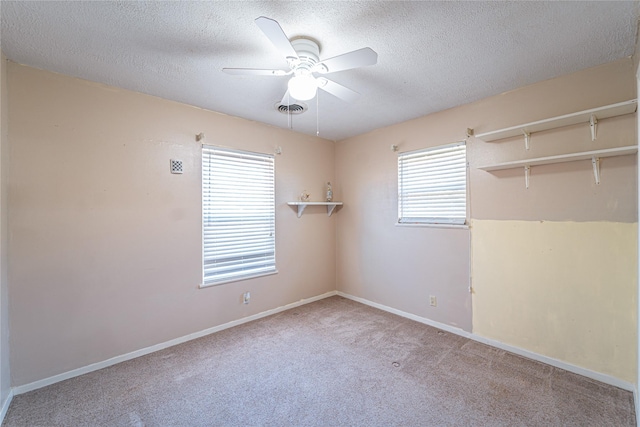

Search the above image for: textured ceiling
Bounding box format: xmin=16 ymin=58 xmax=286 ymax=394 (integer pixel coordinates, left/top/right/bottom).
xmin=1 ymin=1 xmax=639 ymax=141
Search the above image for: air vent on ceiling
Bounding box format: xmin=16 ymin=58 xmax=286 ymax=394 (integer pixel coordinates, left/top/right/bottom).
xmin=274 ymin=102 xmax=308 ymax=115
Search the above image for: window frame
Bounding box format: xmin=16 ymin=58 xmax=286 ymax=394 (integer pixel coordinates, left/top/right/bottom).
xmin=397 ymin=141 xmax=467 ymax=226
xmin=201 ymin=145 xmax=277 ymax=287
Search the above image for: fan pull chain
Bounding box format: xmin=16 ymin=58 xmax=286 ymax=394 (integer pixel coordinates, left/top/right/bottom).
xmin=316 ymin=92 xmax=320 ymax=136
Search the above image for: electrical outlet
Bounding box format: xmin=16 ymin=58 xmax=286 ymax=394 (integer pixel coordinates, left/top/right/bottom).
xmin=243 ymin=292 xmax=250 ymax=304
xmin=429 ymin=295 xmax=437 ymax=307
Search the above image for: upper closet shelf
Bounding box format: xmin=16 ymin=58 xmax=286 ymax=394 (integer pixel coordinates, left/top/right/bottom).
xmin=287 ymin=202 xmax=343 ymax=218
xmin=475 ymin=99 xmax=637 ymax=144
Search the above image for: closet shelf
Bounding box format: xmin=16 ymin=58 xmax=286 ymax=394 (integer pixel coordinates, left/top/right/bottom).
xmin=475 ymin=99 xmax=637 ymax=144
xmin=287 ymin=202 xmax=343 ymax=218
xmin=478 ymin=145 xmax=637 ymax=189
xmin=478 ymin=146 xmax=637 ymax=171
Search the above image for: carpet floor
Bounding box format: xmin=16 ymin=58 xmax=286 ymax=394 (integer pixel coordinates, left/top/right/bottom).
xmin=3 ymin=296 xmax=635 ymax=426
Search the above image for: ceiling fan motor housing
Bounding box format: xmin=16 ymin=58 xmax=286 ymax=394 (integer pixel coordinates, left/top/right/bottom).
xmin=290 ymin=38 xmax=320 ymax=73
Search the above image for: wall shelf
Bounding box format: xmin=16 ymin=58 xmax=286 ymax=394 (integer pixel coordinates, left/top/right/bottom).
xmin=287 ymin=202 xmax=343 ymax=218
xmin=478 ymin=145 xmax=637 ymax=188
xmin=475 ymin=99 xmax=637 ymax=147
xmin=478 ymin=146 xmax=637 ymax=171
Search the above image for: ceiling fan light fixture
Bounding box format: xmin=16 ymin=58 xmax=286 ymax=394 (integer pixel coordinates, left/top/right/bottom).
xmin=288 ymin=74 xmax=318 ymax=101
xmin=224 ymin=17 xmax=377 ymax=104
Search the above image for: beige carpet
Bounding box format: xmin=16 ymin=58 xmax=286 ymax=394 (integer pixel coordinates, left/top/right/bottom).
xmin=3 ymin=296 xmax=635 ymax=426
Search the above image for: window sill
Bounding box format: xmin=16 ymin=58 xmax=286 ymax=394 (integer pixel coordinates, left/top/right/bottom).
xmin=395 ymin=222 xmax=469 ymax=230
xmin=199 ymin=270 xmax=279 ymax=288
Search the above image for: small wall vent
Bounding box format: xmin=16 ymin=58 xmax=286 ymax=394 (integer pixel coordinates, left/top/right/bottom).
xmin=170 ymin=159 xmax=183 ymax=174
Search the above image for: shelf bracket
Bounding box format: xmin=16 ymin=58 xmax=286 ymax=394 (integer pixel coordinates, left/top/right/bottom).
xmin=524 ymin=165 xmax=530 ymax=189
xmin=592 ymin=156 xmax=600 ymax=185
xmin=523 ymin=131 xmax=530 ymax=150
xmin=589 ymin=114 xmax=598 ymax=141
xmin=327 ymin=205 xmax=337 ymax=216
xmin=296 ymin=205 xmax=307 ymax=218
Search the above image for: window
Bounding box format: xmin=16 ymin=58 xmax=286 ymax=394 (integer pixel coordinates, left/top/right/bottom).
xmin=202 ymin=146 xmax=276 ymax=286
xmin=398 ymin=142 xmax=467 ymax=225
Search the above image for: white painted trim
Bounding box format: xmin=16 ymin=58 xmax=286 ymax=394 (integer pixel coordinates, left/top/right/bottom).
xmin=337 ymin=291 xmax=635 ymax=392
xmin=199 ymin=269 xmax=279 ymax=288
xmin=395 ymin=222 xmax=469 ymax=230
xmin=471 ymin=334 xmax=634 ymax=391
xmin=634 ymin=388 xmax=638 ymax=427
xmin=12 ymin=289 xmax=634 ymax=396
xmin=336 ymin=291 xmax=472 ymax=338
xmin=635 ymin=64 xmax=640 ymax=427
xmin=13 ymin=291 xmax=337 ymax=395
xmin=0 ymin=389 xmax=13 ymax=424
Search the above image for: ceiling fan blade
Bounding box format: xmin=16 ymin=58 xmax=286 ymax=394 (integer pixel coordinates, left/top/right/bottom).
xmin=223 ymin=68 xmax=289 ymax=76
xmin=255 ymin=17 xmax=298 ymax=61
xmin=280 ymin=89 xmax=293 ymax=105
xmin=317 ymin=78 xmax=360 ymax=103
xmin=316 ymin=47 xmax=378 ymax=74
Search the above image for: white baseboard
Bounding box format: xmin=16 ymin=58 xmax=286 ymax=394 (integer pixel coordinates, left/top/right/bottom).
xmin=0 ymin=389 xmax=13 ymax=424
xmin=336 ymin=291 xmax=472 ymax=338
xmin=337 ymin=291 xmax=635 ymax=392
xmin=470 ymin=333 xmax=634 ymax=391
xmin=13 ymin=291 xmax=338 ymax=395
xmin=12 ymin=290 xmax=634 ymax=396
xmin=634 ymin=387 xmax=638 ymax=427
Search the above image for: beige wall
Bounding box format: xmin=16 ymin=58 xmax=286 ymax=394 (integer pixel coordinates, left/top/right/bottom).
xmin=473 ymin=220 xmax=637 ymax=382
xmin=468 ymin=59 xmax=637 ymax=383
xmin=336 ymin=58 xmax=637 ymax=382
xmin=0 ymin=52 xmax=10 ymax=406
xmin=7 ymin=63 xmax=337 ymax=386
xmin=335 ymin=129 xmax=472 ymax=331
xmin=5 ymin=56 xmax=637 ymax=388
xmin=469 ymin=60 xmax=637 ymax=223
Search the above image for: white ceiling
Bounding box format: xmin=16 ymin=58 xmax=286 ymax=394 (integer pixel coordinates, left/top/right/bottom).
xmin=1 ymin=1 xmax=639 ymax=141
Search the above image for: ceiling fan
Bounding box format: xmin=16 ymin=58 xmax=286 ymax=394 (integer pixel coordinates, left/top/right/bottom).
xmin=223 ymin=17 xmax=378 ymax=104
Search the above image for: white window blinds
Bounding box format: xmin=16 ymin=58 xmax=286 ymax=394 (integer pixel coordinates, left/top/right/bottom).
xmin=398 ymin=142 xmax=467 ymax=225
xmin=202 ymin=146 xmax=276 ymax=286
